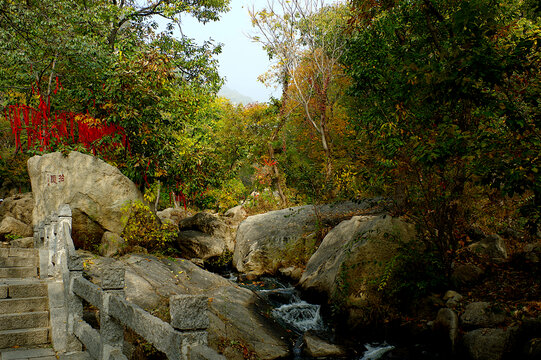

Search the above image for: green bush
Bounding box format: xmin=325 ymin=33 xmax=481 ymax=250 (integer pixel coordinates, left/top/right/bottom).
xmin=121 ymin=201 xmax=177 ymax=253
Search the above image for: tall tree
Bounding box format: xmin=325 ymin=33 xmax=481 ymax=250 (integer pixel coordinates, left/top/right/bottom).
xmin=250 ymin=0 xmax=349 ymax=184
xmin=0 ymin=0 xmax=230 ymax=191
xmin=343 ymin=0 xmax=540 ymax=269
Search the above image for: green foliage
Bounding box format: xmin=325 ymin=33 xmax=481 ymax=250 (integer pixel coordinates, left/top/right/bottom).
xmin=209 ymin=178 xmax=247 ymax=212
xmin=244 ymin=188 xmax=282 ymax=214
xmin=121 ymin=201 xmax=177 ymax=253
xmin=378 ymin=240 xmax=448 ymax=308
xmin=343 ymin=0 xmax=541 ymax=272
xmin=0 ymin=0 xmax=229 ymax=198
xmin=277 ymin=235 xmax=319 ymax=269
xmin=204 ymin=250 xmax=233 ymax=271
xmin=4 ymin=233 xmax=21 ymax=241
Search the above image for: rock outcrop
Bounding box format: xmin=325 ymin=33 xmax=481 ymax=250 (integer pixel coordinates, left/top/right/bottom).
xmin=463 ymin=327 xmax=516 ymax=360
xmin=469 ymin=234 xmax=508 ymax=260
xmin=81 ymin=253 xmax=290 ymax=360
xmin=303 ymin=332 xmax=346 ymax=357
xmin=157 ymin=208 xmax=189 ymax=226
xmin=0 ymin=193 xmax=34 ymax=239
xmin=299 ymin=214 xmax=415 ymax=326
xmin=0 ymin=216 xmax=32 ymax=238
xmin=233 ymin=200 xmax=386 ymax=277
xmin=176 ymin=212 xmax=240 ymax=260
xmin=27 ymin=152 xmax=143 ymax=246
xmin=0 ymin=192 xmax=33 ymax=226
xmin=460 ymin=302 xmax=507 ymax=330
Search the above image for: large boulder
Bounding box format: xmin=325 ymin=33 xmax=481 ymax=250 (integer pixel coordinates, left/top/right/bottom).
xmin=177 ymin=231 xmax=226 ymax=260
xmin=0 ymin=216 xmax=33 ymax=238
xmin=433 ymin=308 xmax=459 ymax=351
xmin=299 ymin=214 xmax=415 ymax=326
xmin=0 ymin=192 xmax=33 ymax=226
xmin=27 ymin=152 xmax=143 ymax=247
xmin=177 ymin=212 xmax=237 ymax=258
xmin=469 ymin=234 xmax=508 ymax=260
xmin=233 ymin=200 xmax=386 ymax=277
xmin=463 ymin=327 xmax=516 ymax=360
xmin=82 ymin=253 xmax=290 ymax=360
xmin=460 ymin=302 xmax=507 ymax=330
xmin=303 ymin=332 xmax=346 ymax=358
xmin=99 ymin=231 xmax=124 ymax=257
xmin=157 ymin=207 xmax=189 ymax=226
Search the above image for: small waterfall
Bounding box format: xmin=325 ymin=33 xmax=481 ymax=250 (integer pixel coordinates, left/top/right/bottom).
xmin=271 ymin=298 xmax=324 ymax=333
xmin=255 ymin=284 xmax=325 ymax=334
xmin=359 ymin=343 xmax=395 ymax=360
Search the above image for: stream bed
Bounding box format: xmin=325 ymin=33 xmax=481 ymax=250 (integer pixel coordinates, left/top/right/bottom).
xmin=234 ymin=275 xmax=453 ymax=360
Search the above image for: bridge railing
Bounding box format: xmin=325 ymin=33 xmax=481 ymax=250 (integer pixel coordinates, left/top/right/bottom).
xmin=34 ymin=204 xmax=216 ymax=360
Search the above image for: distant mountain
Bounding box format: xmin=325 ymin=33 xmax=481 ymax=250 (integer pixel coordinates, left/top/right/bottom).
xmin=218 ymin=86 xmax=255 ymax=105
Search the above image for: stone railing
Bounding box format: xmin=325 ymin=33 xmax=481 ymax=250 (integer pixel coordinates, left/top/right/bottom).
xmin=34 ymin=204 xmax=217 ymax=360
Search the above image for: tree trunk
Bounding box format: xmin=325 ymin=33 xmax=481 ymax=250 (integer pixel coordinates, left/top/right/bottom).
xmin=320 ymin=116 xmax=333 ymax=183
xmin=267 ymin=67 xmax=289 ymax=206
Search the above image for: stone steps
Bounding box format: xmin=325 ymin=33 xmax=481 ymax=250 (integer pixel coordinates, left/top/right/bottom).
xmin=0 ymin=327 xmax=50 ymax=349
xmin=0 ymin=248 xmax=39 ymax=258
xmin=0 ymin=266 xmax=38 ymax=278
xmin=0 ymin=256 xmax=39 ymax=268
xmin=1 ymin=279 xmax=48 ymax=298
xmin=0 ymin=311 xmax=50 ymax=331
xmin=0 ymin=296 xmax=49 ymax=314
xmin=0 ymin=247 xmax=50 ymax=349
xmin=0 ymin=248 xmax=39 ymax=279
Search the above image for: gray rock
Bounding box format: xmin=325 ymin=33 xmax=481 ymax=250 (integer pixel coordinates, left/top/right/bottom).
xmin=469 ymin=234 xmax=508 ymax=259
xmin=303 ymin=333 xmax=346 ymax=357
xmin=0 ymin=192 xmax=33 ymax=225
xmin=0 ymin=215 xmax=33 ymax=238
xmin=28 ymin=151 xmax=143 ymax=246
xmin=188 ymin=345 xmax=227 ymax=360
xmin=179 ymin=212 xmax=236 ymax=253
xmin=99 ymin=232 xmax=124 ymax=257
xmin=170 ymin=295 xmax=209 ymax=331
xmin=443 ymin=290 xmax=464 ymax=308
xmin=433 ymin=308 xmax=459 ymax=350
xmin=233 ymin=200 xmax=386 ymax=277
xmin=451 ymin=263 xmax=483 ymax=286
xmin=461 ymin=302 xmax=507 ymax=329
xmin=157 ymin=208 xmax=187 ymax=226
xmin=82 ymin=253 xmax=290 ymax=360
xmin=224 ymin=205 xmax=247 ymax=225
xmin=177 ymin=231 xmax=226 ymax=260
xmin=299 ymin=214 xmax=415 ymax=327
xmin=10 ymin=236 xmax=34 ymax=248
xmin=524 ymin=243 xmax=541 ymax=264
xmin=463 ymin=327 xmax=515 ymax=360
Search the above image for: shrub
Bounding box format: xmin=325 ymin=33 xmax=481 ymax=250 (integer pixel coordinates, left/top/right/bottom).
xmin=209 ymin=178 xmax=247 ymax=212
xmin=121 ymin=201 xmax=177 ymax=253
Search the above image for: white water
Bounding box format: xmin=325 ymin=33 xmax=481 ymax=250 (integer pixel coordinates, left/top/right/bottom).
xmin=271 ymin=297 xmax=324 ymax=333
xmin=359 ymin=343 xmax=395 ymax=360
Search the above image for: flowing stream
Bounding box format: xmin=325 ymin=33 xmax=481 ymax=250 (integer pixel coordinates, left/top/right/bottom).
xmin=239 ymin=277 xmax=396 ymax=359
xmin=220 ymin=273 xmax=448 ymax=359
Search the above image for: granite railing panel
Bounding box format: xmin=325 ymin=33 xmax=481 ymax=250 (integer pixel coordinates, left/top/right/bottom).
xmin=35 ymin=204 xmax=217 ymax=360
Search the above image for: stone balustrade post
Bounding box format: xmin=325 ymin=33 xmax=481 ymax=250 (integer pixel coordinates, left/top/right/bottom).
xmin=67 ymin=268 xmax=84 ymax=352
xmin=101 ymin=265 xmax=125 ymax=360
xmin=170 ymin=295 xmax=210 ymax=359
xmin=33 ymin=225 xmax=41 ymax=248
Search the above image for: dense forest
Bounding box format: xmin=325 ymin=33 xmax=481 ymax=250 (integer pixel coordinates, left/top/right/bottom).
xmin=1 ymin=0 xmax=539 ymax=328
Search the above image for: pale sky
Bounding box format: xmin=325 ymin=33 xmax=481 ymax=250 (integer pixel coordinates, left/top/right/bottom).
xmin=179 ymin=0 xmax=278 ymax=103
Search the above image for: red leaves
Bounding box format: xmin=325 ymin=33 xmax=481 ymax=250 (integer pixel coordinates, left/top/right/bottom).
xmin=5 ymin=96 xmax=127 ymax=155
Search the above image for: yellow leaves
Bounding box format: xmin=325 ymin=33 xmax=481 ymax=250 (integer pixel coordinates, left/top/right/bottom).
xmin=76 ymin=114 xmax=103 ymax=127
xmin=101 ymin=102 xmax=115 ymax=110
